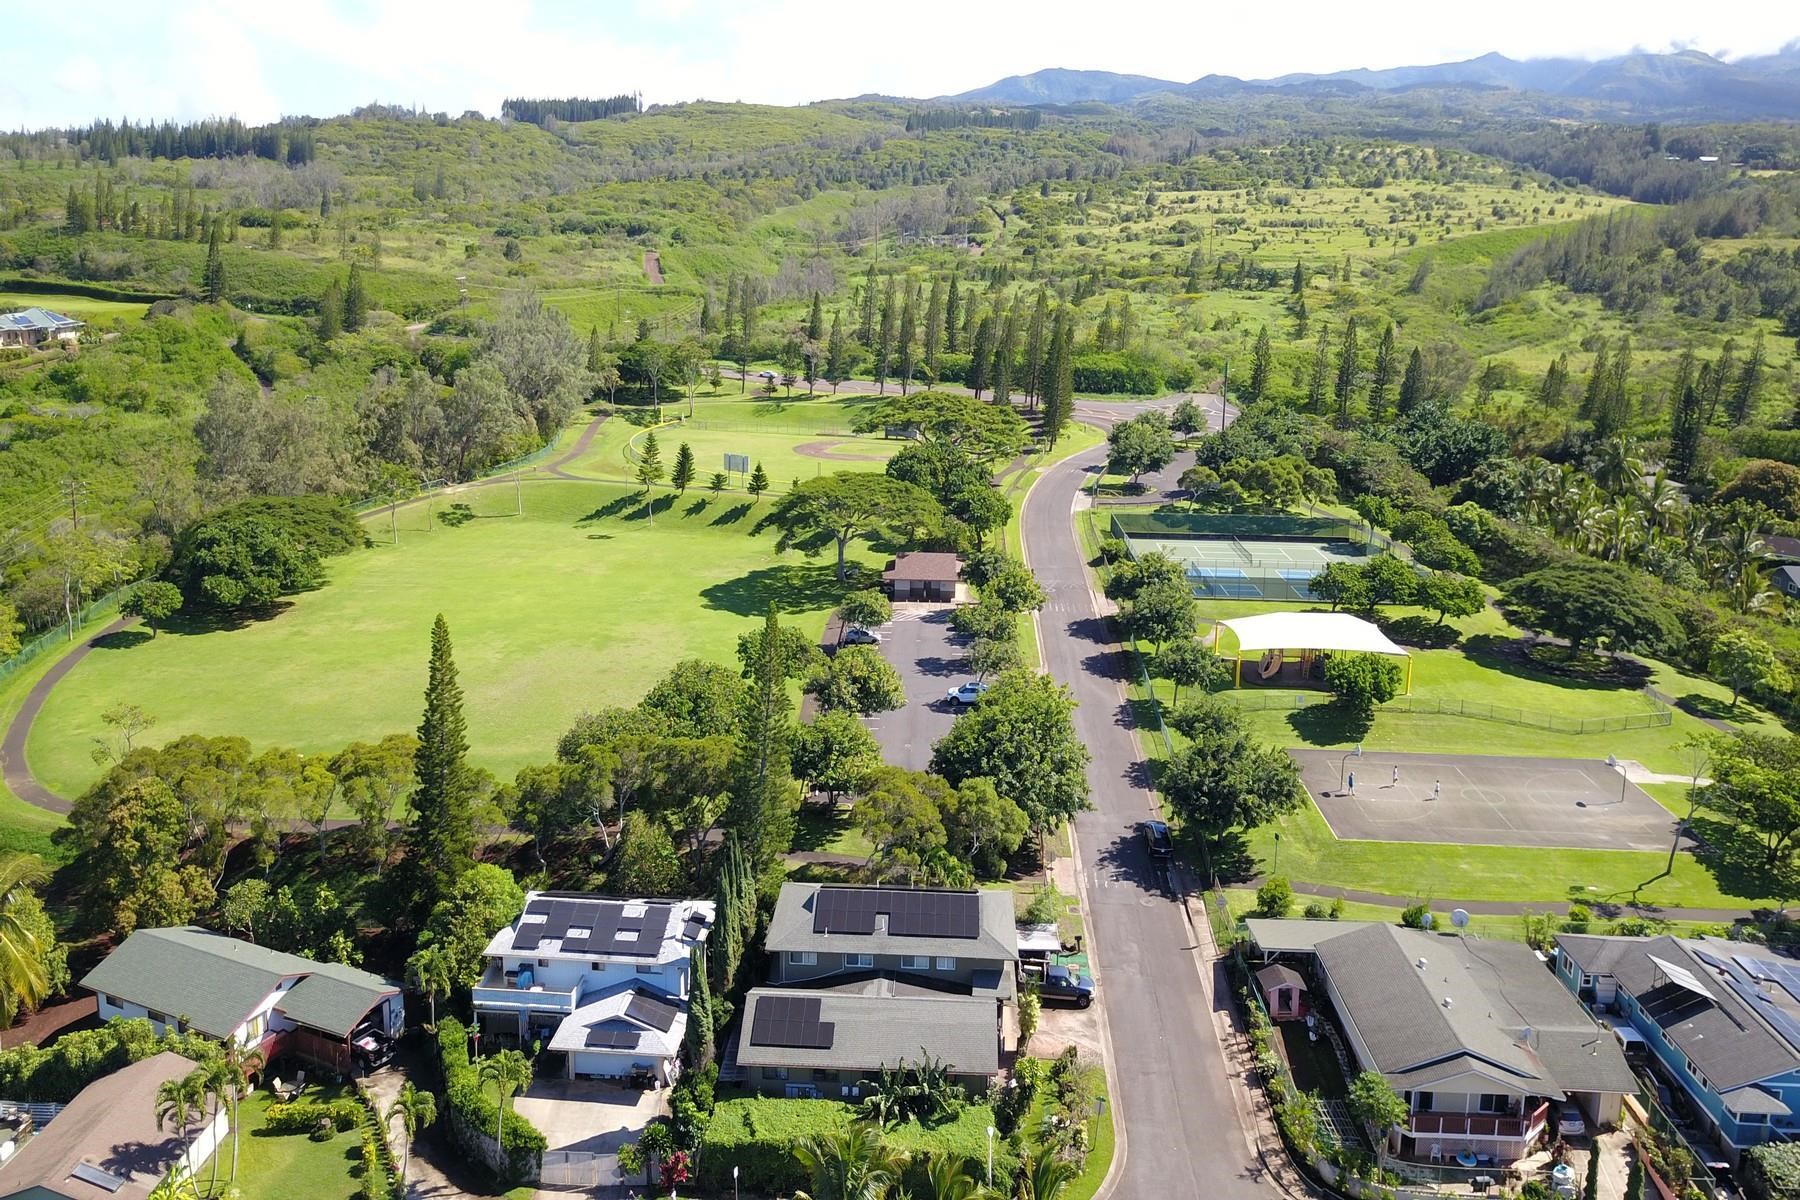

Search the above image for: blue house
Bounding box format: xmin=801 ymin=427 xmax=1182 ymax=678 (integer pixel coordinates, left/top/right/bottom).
xmin=1555 ymin=934 xmax=1800 ymax=1164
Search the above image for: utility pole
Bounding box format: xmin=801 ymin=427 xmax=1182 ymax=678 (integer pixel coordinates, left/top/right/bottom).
xmin=62 ymin=476 xmax=86 ymax=529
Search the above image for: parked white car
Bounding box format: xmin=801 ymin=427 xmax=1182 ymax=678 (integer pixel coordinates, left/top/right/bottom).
xmin=842 ymin=627 xmax=881 ymax=645
xmin=945 ymin=681 xmax=990 ymax=706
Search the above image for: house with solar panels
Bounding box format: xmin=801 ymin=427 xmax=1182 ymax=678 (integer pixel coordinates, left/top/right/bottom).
xmin=0 ymin=306 xmax=84 ymax=348
xmin=732 ymin=883 xmax=1018 ymax=1098
xmin=1555 ymin=934 xmax=1800 ymax=1163
xmin=472 ymin=892 xmax=714 ymax=1087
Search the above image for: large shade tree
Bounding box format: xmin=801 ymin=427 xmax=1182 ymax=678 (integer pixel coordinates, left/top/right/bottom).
xmin=766 ymin=474 xmax=942 ymax=581
xmin=931 ymin=670 xmax=1090 ymax=835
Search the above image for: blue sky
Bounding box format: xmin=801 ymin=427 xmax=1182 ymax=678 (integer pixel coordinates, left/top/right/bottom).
xmin=1 ymin=1 xmax=1794 ymax=128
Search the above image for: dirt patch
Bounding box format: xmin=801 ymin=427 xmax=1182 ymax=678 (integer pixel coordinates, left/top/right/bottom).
xmin=1030 ymin=999 xmax=1105 ymax=1063
xmin=794 ymin=440 xmax=887 ymax=462
xmin=642 ymin=250 xmax=664 ymax=285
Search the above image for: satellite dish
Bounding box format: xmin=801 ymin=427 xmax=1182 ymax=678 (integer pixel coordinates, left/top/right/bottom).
xmin=1419 ymin=911 xmax=1435 ymax=930
xmin=1452 ymin=909 xmax=1471 ymax=929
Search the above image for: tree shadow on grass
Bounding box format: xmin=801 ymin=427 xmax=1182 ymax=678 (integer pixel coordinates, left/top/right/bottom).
xmin=576 ymin=494 xmax=641 ymax=524
xmin=1206 ymin=830 xmax=1257 ymax=886
xmin=1462 ymin=634 xmax=1649 ymax=692
xmin=90 ymin=628 xmax=151 ymax=651
xmin=1684 ymin=814 xmax=1798 ymax=907
xmin=1286 ymin=701 xmax=1372 ymax=746
xmin=1677 ymin=694 xmax=1757 ymax=726
xmin=794 ymin=803 xmax=855 ymax=853
xmin=1378 ymin=615 xmax=1462 ymax=650
xmin=700 ymin=563 xmax=845 ymax=617
xmin=708 ymin=502 xmax=753 ymax=527
xmin=683 ymin=498 xmax=710 ymax=518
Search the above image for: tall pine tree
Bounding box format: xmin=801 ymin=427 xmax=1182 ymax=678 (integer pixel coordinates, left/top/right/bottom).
xmin=203 ymin=223 xmax=226 ymax=304
xmin=968 ymin=313 xmax=995 ymax=400
xmin=1306 ymin=322 xmax=1331 ymax=413
xmin=944 ymin=276 xmax=961 ymax=352
xmin=1042 ymin=310 xmax=1074 ymax=447
xmin=1369 ymin=322 xmax=1396 ymax=415
xmin=1729 ymin=332 xmax=1765 ymax=425
xmin=992 ymin=302 xmax=1019 ymax=406
xmin=874 ymin=276 xmax=897 ymax=393
xmin=857 ymin=263 xmax=879 ymax=346
xmin=685 ymin=943 xmax=714 ymax=1068
xmin=1397 ymin=347 xmax=1426 ymax=415
xmin=896 ymin=282 xmax=919 ymax=395
xmin=1249 ymin=325 xmax=1272 ymax=402
xmin=1668 ymin=350 xmax=1703 ymax=481
xmin=1023 ymin=286 xmax=1050 ymax=408
xmin=317 ymin=277 xmax=344 ymax=341
xmin=728 ymin=608 xmax=798 ymax=871
xmin=407 ymin=615 xmax=476 ymax=909
xmin=343 ymin=264 xmax=368 ymax=332
xmin=1332 ymin=317 xmax=1359 ymax=423
xmin=922 ymin=276 xmax=944 ymax=379
xmin=824 ymin=312 xmax=848 ymax=393
xmin=806 ymin=290 xmax=824 ymax=342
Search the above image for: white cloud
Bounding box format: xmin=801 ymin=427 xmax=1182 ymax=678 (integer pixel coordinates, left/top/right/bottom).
xmin=1 ymin=0 xmax=1794 ymax=126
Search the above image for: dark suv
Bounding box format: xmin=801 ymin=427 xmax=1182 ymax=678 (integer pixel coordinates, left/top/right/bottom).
xmin=1142 ymin=819 xmax=1174 ymax=859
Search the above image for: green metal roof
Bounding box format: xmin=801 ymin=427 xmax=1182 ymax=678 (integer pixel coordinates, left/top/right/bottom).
xmin=80 ymin=927 xmax=394 ymax=1041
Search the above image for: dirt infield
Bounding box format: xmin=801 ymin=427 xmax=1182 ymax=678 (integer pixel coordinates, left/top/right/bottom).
xmin=794 ymin=439 xmax=889 ymax=462
xmin=1290 ymin=749 xmax=1681 ymax=852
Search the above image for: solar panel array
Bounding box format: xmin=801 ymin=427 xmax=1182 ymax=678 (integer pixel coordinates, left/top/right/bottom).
xmin=750 ymin=995 xmax=836 ymax=1049
xmin=71 ymin=1162 xmax=128 ymax=1193
xmin=585 ymin=1023 xmax=642 ymax=1050
xmin=514 ymin=896 xmax=671 ymax=957
xmin=626 ymin=991 xmax=681 ymax=1033
xmin=811 ymin=888 xmax=980 ymax=939
xmin=1664 ymin=948 xmax=1800 ymax=1056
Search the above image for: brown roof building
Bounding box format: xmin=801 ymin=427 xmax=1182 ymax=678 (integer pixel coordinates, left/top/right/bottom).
xmin=0 ymin=1051 xmax=222 ymax=1200
xmin=883 ymin=552 xmax=962 ymax=602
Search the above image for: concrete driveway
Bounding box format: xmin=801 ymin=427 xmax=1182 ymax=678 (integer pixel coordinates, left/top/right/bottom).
xmin=511 ymin=1079 xmax=665 ymax=1155
xmin=865 ymin=603 xmax=972 ymax=771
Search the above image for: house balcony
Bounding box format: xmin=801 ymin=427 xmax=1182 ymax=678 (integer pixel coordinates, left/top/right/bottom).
xmin=1408 ymin=1101 xmax=1550 ymax=1142
xmin=471 ymin=963 xmax=578 ymax=1016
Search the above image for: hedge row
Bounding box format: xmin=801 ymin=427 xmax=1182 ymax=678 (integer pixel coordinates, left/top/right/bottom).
xmin=0 ymin=274 xmax=178 ymax=303
xmin=0 ymin=1018 xmax=217 ymax=1102
xmin=697 ymin=1097 xmax=1016 ymax=1194
xmin=263 ymin=1099 xmax=364 ymax=1135
xmin=434 ymin=1018 xmax=546 ymax=1183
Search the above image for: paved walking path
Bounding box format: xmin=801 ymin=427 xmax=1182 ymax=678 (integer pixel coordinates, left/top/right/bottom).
xmin=0 ymin=616 xmax=132 ymax=813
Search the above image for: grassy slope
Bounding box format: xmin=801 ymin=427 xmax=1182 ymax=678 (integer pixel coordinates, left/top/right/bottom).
xmin=28 ymin=478 xmax=879 ymax=798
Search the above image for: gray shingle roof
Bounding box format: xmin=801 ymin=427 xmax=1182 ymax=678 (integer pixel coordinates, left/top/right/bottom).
xmin=1244 ymin=918 xmax=1380 ymax=954
xmin=736 ymin=982 xmax=1000 ymax=1076
xmin=1259 ymin=921 xmax=1635 ymax=1097
xmin=1557 ymin=934 xmax=1800 ymax=1091
xmin=883 ymin=552 xmax=962 ymax=583
xmin=766 ymin=884 xmax=1017 ymax=962
xmin=80 ymin=927 xmax=395 ymax=1041
xmin=0 ymin=307 xmax=82 ymax=334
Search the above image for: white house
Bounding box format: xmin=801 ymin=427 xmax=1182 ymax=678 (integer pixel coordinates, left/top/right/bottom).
xmin=472 ymin=892 xmax=714 ymax=1086
xmin=81 ymin=927 xmax=403 ymax=1076
xmin=0 ymin=307 xmax=83 ymax=349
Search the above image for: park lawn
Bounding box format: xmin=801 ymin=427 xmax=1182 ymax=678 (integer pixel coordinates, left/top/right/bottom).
xmin=0 ymin=289 xmax=149 ymax=326
xmin=229 ymin=1085 xmax=368 ymax=1200
xmin=28 ymin=479 xmax=880 ymax=801
xmin=1246 ymin=797 xmax=1772 ymax=910
xmin=1217 ymin=889 xmax=1731 ymax=944
xmin=554 ymin=411 xmax=897 ymax=491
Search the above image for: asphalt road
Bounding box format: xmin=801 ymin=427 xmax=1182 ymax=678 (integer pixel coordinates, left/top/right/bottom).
xmin=864 ymin=604 xmax=968 ymax=771
xmin=1023 ymin=395 xmax=1274 ymax=1200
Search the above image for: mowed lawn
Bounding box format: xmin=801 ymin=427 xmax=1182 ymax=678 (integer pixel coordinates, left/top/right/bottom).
xmin=0 ymin=289 xmax=150 ymax=325
xmin=30 ymin=479 xmax=877 ymax=800
xmin=229 ymin=1086 xmax=366 ymax=1200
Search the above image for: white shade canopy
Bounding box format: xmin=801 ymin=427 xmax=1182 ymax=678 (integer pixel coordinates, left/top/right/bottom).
xmin=1216 ymin=611 xmax=1408 ymax=657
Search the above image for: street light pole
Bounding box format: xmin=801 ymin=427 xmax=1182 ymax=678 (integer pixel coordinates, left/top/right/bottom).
xmin=733 ymin=1164 xmax=739 ymax=1200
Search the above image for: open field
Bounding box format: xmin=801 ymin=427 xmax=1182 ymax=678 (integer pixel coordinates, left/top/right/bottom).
xmin=27 ymin=478 xmax=879 ymax=800
xmin=0 ymin=289 xmax=151 ymax=326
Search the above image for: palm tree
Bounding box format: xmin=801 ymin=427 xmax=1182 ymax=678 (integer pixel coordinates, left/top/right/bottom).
xmin=407 ymin=944 xmax=455 ymax=1031
xmin=0 ymin=852 xmax=51 ymax=1042
xmin=152 ymin=1073 xmax=204 ymax=1198
xmin=1015 ymin=1144 xmax=1079 ymax=1200
xmin=478 ymin=1049 xmax=533 ymax=1148
xmin=920 ymin=1152 xmax=990 ymax=1199
xmin=1733 ymin=564 xmax=1778 ymax=615
xmin=1641 ymin=472 xmax=1683 ymax=536
xmin=388 ymin=1081 xmax=438 ymax=1188
xmin=218 ymin=1043 xmax=264 ymax=1185
xmin=189 ymin=1061 xmax=232 ymax=1199
xmin=1591 ymin=435 xmax=1644 ymax=497
xmin=793 ymin=1123 xmax=908 ymax=1200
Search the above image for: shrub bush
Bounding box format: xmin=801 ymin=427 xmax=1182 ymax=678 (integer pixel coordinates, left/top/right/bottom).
xmin=697 ymin=1098 xmax=1015 ymax=1195
xmin=435 ymin=1018 xmax=546 ymax=1183
xmin=264 ymin=1099 xmax=363 ymax=1135
xmin=0 ymin=1018 xmax=217 ymax=1102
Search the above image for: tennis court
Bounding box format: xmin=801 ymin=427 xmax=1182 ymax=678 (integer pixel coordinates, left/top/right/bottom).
xmin=1127 ymin=535 xmax=1375 ymax=600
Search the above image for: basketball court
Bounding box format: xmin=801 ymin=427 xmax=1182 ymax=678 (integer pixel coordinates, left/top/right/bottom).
xmin=1288 ymin=750 xmax=1681 ymax=852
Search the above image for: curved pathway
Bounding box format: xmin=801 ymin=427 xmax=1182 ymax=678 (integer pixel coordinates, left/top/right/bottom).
xmin=792 ymin=439 xmax=888 ymax=462
xmin=0 ymin=616 xmax=133 ymax=814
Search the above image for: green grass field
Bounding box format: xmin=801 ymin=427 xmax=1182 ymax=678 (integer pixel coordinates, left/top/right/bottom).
xmin=229 ymin=1085 xmax=368 ymax=1200
xmin=0 ymin=289 xmax=150 ymax=326
xmin=28 ymin=478 xmax=879 ymax=800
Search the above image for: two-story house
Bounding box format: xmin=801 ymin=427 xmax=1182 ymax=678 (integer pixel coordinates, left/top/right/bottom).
xmin=472 ymin=892 xmax=714 ymax=1087
xmin=1247 ymin=920 xmax=1635 ymax=1168
xmin=734 ymin=883 xmax=1018 ymax=1098
xmin=81 ymin=927 xmax=403 ymax=1076
xmin=1555 ymin=933 xmax=1800 ymax=1164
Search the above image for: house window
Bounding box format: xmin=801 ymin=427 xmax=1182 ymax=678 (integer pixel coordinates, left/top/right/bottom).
xmin=592 ymin=962 xmax=604 ymax=970
xmin=537 ymin=959 xmax=549 ymax=968
xmin=98 ymin=993 xmax=115 ymax=1010
xmin=935 ymin=957 xmax=957 ymax=971
xmin=1415 ymin=1092 xmax=1434 ymax=1112
xmin=812 ymin=1069 xmax=840 ymax=1083
xmin=789 ymin=952 xmax=818 ymax=966
xmin=242 ymin=1013 xmax=267 ymax=1044
xmin=1478 ymin=1095 xmax=1510 ymax=1114
xmin=636 ymin=965 xmax=661 ymax=976
xmin=767 ymin=1067 xmax=789 ymax=1081
xmin=148 ymin=1010 xmax=169 ymax=1025
xmin=846 ymin=954 xmax=874 ymax=969
xmin=900 ymin=955 xmax=931 ymax=971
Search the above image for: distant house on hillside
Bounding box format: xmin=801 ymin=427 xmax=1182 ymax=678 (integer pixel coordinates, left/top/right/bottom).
xmin=0 ymin=307 xmax=84 ymax=348
xmin=1772 ymin=565 xmax=1800 ymax=599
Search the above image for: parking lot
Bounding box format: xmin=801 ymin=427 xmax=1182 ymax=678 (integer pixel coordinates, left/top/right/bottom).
xmin=864 ymin=604 xmax=972 ymax=771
